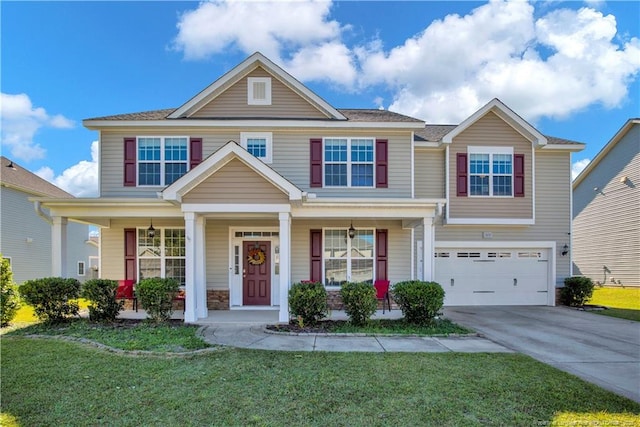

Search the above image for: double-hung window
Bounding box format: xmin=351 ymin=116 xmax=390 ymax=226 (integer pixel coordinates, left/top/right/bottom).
xmin=323 ymin=229 xmax=374 ymax=286
xmin=324 ymin=138 xmax=374 ymax=187
xmin=138 ymin=228 xmax=186 ymax=285
xmin=138 ymin=137 xmax=188 ymax=186
xmin=468 ymin=147 xmax=513 ymax=197
xmin=241 ymin=132 xmax=272 ymax=163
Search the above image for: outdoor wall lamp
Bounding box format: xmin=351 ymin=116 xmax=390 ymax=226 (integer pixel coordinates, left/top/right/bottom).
xmin=348 ymin=222 xmax=356 ymax=239
xmin=147 ymin=220 xmax=156 ymax=238
xmin=561 ymin=244 xmax=569 ymax=256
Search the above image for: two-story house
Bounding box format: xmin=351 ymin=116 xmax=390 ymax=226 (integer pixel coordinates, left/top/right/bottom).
xmin=1 ymin=156 xmax=98 ymax=284
xmin=34 ymin=53 xmax=584 ymax=322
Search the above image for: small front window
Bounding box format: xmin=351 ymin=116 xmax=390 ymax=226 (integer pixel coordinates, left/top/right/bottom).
xmin=241 ymin=132 xmax=273 ymax=163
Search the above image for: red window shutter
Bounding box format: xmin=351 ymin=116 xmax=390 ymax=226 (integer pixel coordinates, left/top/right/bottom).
xmin=514 ymin=154 xmax=525 ymax=197
xmin=310 ymin=138 xmax=323 ymax=188
xmin=456 ymin=153 xmax=468 ymax=197
xmin=124 ymin=137 xmax=137 ymax=187
xmin=376 ymin=139 xmax=388 ymax=188
xmin=376 ymin=229 xmax=388 ymax=281
xmin=310 ymin=229 xmax=322 ymax=282
xmin=190 ymin=137 xmax=203 ymax=169
xmin=124 ymin=228 xmax=137 ymax=281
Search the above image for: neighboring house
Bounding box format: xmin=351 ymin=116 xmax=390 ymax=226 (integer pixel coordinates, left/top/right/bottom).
xmin=572 ymin=119 xmax=639 ymax=286
xmin=35 ymin=53 xmax=584 ymax=322
xmin=0 ymin=157 xmax=98 ymax=284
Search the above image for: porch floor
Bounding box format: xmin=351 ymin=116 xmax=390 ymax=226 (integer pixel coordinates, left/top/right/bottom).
xmin=116 ymin=308 xmax=405 ymax=324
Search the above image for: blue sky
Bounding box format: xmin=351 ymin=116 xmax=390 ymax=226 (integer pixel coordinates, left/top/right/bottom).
xmin=2 ymin=0 xmax=639 ymax=196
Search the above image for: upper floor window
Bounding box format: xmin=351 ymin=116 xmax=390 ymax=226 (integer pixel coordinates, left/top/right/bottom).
xmin=248 ymin=77 xmax=272 ymax=105
xmin=468 ymin=147 xmax=513 ymax=197
xmin=241 ymin=132 xmax=272 ymax=163
xmin=324 ymin=138 xmax=374 ymax=187
xmin=138 ymin=137 xmax=188 ymax=186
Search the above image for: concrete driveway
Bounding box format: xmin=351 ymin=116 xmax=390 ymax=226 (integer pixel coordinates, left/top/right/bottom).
xmin=444 ymin=306 xmax=640 ymax=403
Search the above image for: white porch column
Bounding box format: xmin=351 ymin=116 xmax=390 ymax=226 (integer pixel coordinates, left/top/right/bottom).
xmin=195 ymin=215 xmax=207 ymax=319
xmin=51 ymin=216 xmax=68 ymax=277
xmin=278 ymin=212 xmax=291 ymax=323
xmin=422 ymin=216 xmax=435 ymax=281
xmin=184 ymin=212 xmax=197 ymax=323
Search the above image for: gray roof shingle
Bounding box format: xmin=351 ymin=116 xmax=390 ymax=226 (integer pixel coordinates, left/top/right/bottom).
xmin=0 ymin=157 xmax=73 ymax=198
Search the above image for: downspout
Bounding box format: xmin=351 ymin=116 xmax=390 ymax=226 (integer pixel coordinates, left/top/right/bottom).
xmin=34 ymin=201 xmax=53 ymax=225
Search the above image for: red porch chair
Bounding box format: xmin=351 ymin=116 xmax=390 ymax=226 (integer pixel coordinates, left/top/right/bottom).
xmin=373 ymin=280 xmax=391 ymax=313
xmin=116 ymin=280 xmax=137 ymax=312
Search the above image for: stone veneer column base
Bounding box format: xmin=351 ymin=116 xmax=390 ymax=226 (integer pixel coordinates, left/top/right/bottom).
xmin=207 ymin=290 xmax=230 ymax=310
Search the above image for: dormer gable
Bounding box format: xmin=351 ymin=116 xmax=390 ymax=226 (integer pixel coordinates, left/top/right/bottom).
xmin=168 ymin=52 xmax=347 ymax=121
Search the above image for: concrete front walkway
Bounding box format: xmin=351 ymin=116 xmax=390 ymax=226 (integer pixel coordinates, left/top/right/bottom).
xmin=444 ymin=306 xmax=640 ymax=403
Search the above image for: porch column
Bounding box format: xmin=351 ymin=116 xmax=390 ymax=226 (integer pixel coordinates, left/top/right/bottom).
xmin=195 ymin=215 xmax=207 ymax=319
xmin=184 ymin=212 xmax=197 ymax=323
xmin=51 ymin=216 xmax=68 ymax=277
xmin=422 ymin=216 xmax=434 ymax=281
xmin=278 ymin=212 xmax=291 ymax=323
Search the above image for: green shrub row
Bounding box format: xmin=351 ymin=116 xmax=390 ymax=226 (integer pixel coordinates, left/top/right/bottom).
xmin=288 ymin=280 xmax=445 ymax=326
xmin=560 ymin=276 xmax=594 ymax=307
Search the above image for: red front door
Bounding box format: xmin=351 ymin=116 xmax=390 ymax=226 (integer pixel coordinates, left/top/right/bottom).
xmin=243 ymin=241 xmax=271 ymax=305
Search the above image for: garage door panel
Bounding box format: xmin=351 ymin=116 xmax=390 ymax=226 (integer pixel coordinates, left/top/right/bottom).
xmin=435 ymin=247 xmax=550 ymax=306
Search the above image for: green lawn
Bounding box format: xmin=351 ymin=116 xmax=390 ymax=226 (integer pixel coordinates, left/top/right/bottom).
xmin=2 ymin=337 xmax=639 ymax=426
xmin=589 ymin=287 xmax=640 ymax=321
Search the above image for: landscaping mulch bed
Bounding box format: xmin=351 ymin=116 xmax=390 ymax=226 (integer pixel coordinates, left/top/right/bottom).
xmin=266 ymin=320 xmax=346 ymax=334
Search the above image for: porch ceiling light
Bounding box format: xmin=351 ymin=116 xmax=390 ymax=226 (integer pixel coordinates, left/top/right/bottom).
xmin=147 ymin=220 xmax=156 ymax=238
xmin=348 ymin=222 xmax=356 ymax=239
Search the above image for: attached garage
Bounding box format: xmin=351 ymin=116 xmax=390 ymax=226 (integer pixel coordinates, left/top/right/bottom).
xmin=434 ymin=242 xmax=555 ymax=306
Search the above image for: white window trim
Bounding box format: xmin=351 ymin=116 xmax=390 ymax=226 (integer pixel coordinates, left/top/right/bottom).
xmin=248 ymin=77 xmax=272 ymax=105
xmin=322 ymin=227 xmax=376 ymax=288
xmin=137 ymin=136 xmax=190 ymax=187
xmin=137 ymin=227 xmax=186 ymax=284
xmin=241 ymin=132 xmax=273 ymax=164
xmin=323 ymin=137 xmax=375 ymax=188
xmin=77 ymin=261 xmax=86 ymax=276
xmin=468 ymin=146 xmax=514 ymax=198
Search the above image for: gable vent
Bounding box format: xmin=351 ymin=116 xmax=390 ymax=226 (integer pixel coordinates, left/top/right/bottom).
xmin=248 ymin=77 xmax=271 ymax=105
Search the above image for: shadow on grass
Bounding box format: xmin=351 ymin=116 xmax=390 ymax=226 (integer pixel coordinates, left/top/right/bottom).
xmin=591 ymin=308 xmax=640 ymax=322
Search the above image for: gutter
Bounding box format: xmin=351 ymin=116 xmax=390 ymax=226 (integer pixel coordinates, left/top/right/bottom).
xmin=34 ymin=200 xmax=53 ymax=225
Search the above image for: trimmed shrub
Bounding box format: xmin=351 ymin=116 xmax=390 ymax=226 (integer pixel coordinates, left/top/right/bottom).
xmin=560 ymin=276 xmax=594 ymax=307
xmin=1 ymin=254 xmax=20 ymax=327
xmin=340 ymin=282 xmax=377 ymax=326
xmin=392 ymin=280 xmax=445 ymax=325
xmin=81 ymin=279 xmax=123 ymax=322
xmin=288 ymin=281 xmax=328 ymax=326
xmin=19 ymin=277 xmax=81 ymax=323
xmin=136 ymin=277 xmax=179 ymax=322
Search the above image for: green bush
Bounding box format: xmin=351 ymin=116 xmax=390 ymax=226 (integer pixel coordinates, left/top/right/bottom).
xmin=288 ymin=281 xmax=328 ymax=326
xmin=1 ymin=254 xmax=20 ymax=327
xmin=560 ymin=276 xmax=594 ymax=307
xmin=392 ymin=280 xmax=445 ymax=325
xmin=81 ymin=279 xmax=123 ymax=322
xmin=340 ymin=282 xmax=377 ymax=326
xmin=136 ymin=278 xmax=180 ymax=322
xmin=19 ymin=277 xmax=81 ymax=323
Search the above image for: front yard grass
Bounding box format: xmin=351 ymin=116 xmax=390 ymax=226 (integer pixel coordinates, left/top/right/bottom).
xmin=2 ymin=337 xmax=639 ymax=426
xmin=589 ymin=287 xmax=640 ymax=321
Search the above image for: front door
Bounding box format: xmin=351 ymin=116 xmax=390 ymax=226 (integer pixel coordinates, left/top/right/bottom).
xmin=243 ymin=241 xmax=271 ymax=305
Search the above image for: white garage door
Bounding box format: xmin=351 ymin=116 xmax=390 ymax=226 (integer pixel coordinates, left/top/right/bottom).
xmin=434 ymin=248 xmax=550 ymax=305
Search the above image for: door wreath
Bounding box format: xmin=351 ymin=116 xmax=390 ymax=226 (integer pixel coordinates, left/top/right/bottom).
xmin=247 ymin=247 xmax=266 ymax=265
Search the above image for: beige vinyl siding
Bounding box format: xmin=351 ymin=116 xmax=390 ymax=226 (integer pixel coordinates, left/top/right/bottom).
xmin=183 ymin=159 xmax=288 ymax=204
xmin=101 ymin=128 xmax=413 ymax=199
xmin=573 ymin=125 xmax=640 ymax=286
xmin=191 ymin=67 xmax=328 ymax=119
xmin=415 ymin=148 xmax=445 ymax=198
xmin=437 ymin=150 xmax=573 ymax=285
xmin=448 ymin=112 xmax=533 ymax=219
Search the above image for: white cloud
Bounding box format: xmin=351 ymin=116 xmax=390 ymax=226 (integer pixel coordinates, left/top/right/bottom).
xmin=171 ymin=0 xmax=640 ymax=124
xmin=0 ymin=93 xmax=75 ymax=162
xmin=357 ymin=1 xmax=640 ymax=123
xmin=572 ymin=158 xmax=591 ymax=180
xmin=35 ymin=141 xmax=99 ymax=197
